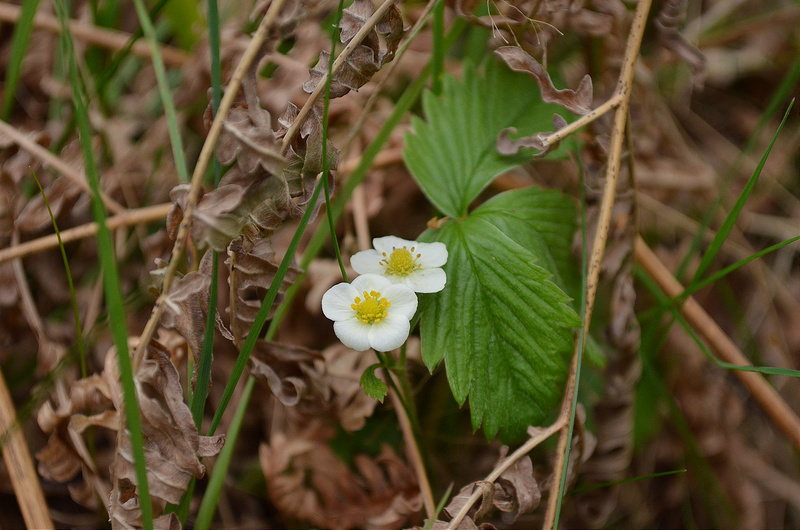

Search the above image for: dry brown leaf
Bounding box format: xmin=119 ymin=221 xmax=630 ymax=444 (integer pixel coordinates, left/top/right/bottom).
xmin=655 ymin=0 xmax=706 ymax=77
xmin=260 ymin=430 xmax=421 ymax=529
xmin=496 ymin=114 xmax=568 ymax=158
xmin=15 ymin=176 xmax=82 ymax=233
xmin=493 ymin=448 xmax=540 ymax=523
xmin=495 ymin=46 xmax=593 ymax=116
xmin=161 ymin=250 xmax=233 ymax=385
xmin=0 ymin=128 xmax=50 ymax=184
xmin=249 ymin=341 xmax=323 ymax=407
xmin=303 ymin=0 xmax=403 ymax=97
xmin=213 ymin=71 xmax=287 ymax=176
xmin=106 ymin=339 xmax=224 ymax=529
xmin=226 ymin=237 xmax=300 ymax=343
xmin=318 ymin=343 xmax=381 ymax=431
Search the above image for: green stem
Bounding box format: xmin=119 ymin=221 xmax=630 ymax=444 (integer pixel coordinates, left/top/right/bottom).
xmin=194 ymin=376 xmax=256 ymax=530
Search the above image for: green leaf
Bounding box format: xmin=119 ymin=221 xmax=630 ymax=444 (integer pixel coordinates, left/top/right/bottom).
xmin=404 ymin=59 xmax=572 ymax=219
xmin=360 ymin=364 xmax=388 ymax=403
xmin=419 ymin=210 xmax=581 ymax=440
xmin=473 ymin=187 xmax=578 ymax=294
xmin=2 ymin=0 xmax=41 ymax=120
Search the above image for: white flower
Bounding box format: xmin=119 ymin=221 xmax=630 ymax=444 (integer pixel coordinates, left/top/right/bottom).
xmin=350 ymin=236 xmax=448 ymax=293
xmin=321 ymin=273 xmax=418 ymax=352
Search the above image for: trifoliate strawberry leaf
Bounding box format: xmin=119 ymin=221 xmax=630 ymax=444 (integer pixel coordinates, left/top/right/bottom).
xmin=360 ymin=363 xmax=388 ymax=403
xmin=419 ymin=207 xmax=581 ymax=441
xmin=404 ymin=58 xmax=573 ymax=219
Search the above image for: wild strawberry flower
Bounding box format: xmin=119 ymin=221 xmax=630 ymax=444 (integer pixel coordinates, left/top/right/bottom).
xmin=321 ymin=273 xmax=418 ymax=352
xmin=350 ymin=236 xmax=448 ymax=293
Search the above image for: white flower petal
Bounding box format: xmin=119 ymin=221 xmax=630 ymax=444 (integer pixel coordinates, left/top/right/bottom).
xmin=321 ymin=282 xmax=359 ymax=321
xmin=404 ymin=267 xmax=446 ymax=293
xmin=349 ymin=249 xmax=384 ymax=275
xmin=367 ymin=314 xmax=411 ymax=352
xmin=333 ymin=319 xmax=372 ymax=351
xmin=383 ymin=284 xmax=418 ymax=319
xmin=417 ymin=241 xmax=448 ymax=268
xmin=351 ymin=272 xmax=392 ymax=293
xmin=372 ymin=235 xmax=415 ymax=255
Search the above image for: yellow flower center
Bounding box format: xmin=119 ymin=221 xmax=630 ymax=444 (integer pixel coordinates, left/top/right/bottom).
xmin=351 ymin=290 xmax=391 ymax=324
xmin=381 ymin=246 xmax=422 ymax=276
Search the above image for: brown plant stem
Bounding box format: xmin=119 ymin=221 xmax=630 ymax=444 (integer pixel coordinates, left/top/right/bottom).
xmin=280 ymin=0 xmax=405 ymax=155
xmin=447 ymin=418 xmax=566 ymax=529
xmin=543 ymin=0 xmax=653 ymax=527
xmin=0 ymin=2 xmax=189 ymax=66
xmin=0 ymin=119 xmax=125 ymax=214
xmin=634 ymin=236 xmax=800 ymax=449
xmin=130 ymin=0 xmax=288 ymax=371
xmin=0 ymin=368 xmax=54 ymax=530
xmin=0 ymin=203 xmax=171 ymax=264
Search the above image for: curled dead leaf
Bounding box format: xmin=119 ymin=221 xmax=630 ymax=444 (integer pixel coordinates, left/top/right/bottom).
xmin=15 ymin=176 xmax=82 ymax=233
xmin=496 ymin=114 xmax=568 ymax=158
xmin=227 ymin=237 xmax=300 ymax=344
xmin=212 ymin=72 xmax=287 ymax=176
xmin=303 ymin=0 xmax=403 ymax=97
xmin=250 ymin=341 xmax=323 ymax=407
xmin=260 ymin=431 xmax=421 ymax=529
xmin=495 ymin=46 xmax=593 ymax=116
xmin=106 ymin=339 xmax=224 ymax=529
xmin=161 ymin=250 xmax=233 ymax=386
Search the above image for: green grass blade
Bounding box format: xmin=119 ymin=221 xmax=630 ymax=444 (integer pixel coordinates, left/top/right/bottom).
xmin=637 ymin=234 xmax=800 ymax=324
xmin=131 ymin=0 xmax=190 ymax=184
xmin=194 ymin=375 xmax=255 ymax=530
xmin=29 ymin=169 xmax=87 ymax=378
xmin=53 ymin=1 xmax=152 ymax=526
xmin=637 ymin=268 xmax=800 ymax=378
xmin=421 ymin=482 xmax=453 ymax=530
xmin=552 ymin=147 xmax=590 ymax=529
xmin=676 ymin=55 xmax=799 ymax=281
xmin=1 ymin=0 xmax=42 ymax=120
xmin=572 ymin=469 xmax=687 ymax=493
xmin=689 ymin=101 xmax=793 ymax=285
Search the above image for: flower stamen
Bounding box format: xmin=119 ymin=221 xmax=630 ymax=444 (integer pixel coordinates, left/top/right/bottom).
xmin=351 ymin=289 xmax=391 ymax=324
xmin=380 ymin=246 xmax=422 ymax=277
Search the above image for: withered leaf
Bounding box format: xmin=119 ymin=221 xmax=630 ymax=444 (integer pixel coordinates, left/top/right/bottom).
xmin=493 ymin=449 xmax=540 ymax=523
xmin=249 ymin=341 xmax=323 ymax=407
xmin=107 ymin=339 xmax=224 ymax=529
xmin=495 ymin=46 xmax=593 ymax=116
xmin=260 ymin=432 xmax=421 ymax=529
xmin=213 ymin=73 xmax=287 ymax=176
xmin=303 ymin=47 xmax=380 ymax=97
xmin=167 ymin=183 xmax=248 ymax=250
xmin=227 ymin=237 xmax=300 ymax=343
xmin=161 ymin=250 xmax=233 ymax=385
xmin=496 ymin=114 xmax=568 ymax=158
xmin=656 ymin=0 xmax=706 ymax=76
xmin=15 ymin=176 xmax=82 ymax=233
xmin=303 ymin=0 xmax=403 ymax=97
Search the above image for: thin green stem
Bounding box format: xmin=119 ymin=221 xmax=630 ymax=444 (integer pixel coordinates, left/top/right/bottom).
xmin=194 ymin=375 xmax=256 ymax=530
xmin=30 ymin=169 xmax=87 ymax=378
xmin=131 ymin=0 xmax=190 ymax=183
xmin=1 ymin=0 xmax=42 ymax=120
